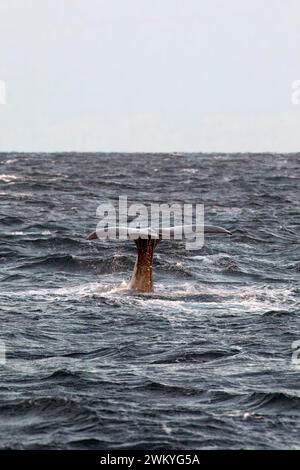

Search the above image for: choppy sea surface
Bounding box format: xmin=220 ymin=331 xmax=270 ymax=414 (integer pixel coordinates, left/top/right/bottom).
xmin=0 ymin=152 xmax=300 ymax=450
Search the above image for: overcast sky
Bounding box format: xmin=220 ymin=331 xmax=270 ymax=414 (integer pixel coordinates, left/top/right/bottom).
xmin=0 ymin=0 xmax=299 ymax=152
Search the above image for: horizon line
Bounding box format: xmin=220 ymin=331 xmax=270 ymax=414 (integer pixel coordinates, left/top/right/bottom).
xmin=0 ymin=150 xmax=299 ymax=155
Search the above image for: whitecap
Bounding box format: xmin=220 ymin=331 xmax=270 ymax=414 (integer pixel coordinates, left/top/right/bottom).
xmin=0 ymin=174 xmax=18 ymax=183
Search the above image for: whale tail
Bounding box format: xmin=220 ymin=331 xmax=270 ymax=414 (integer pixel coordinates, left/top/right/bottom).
xmin=87 ymin=225 xmax=231 ymax=293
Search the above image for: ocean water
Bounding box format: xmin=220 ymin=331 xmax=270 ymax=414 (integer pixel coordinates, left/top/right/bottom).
xmin=0 ymin=152 xmax=300 ymax=450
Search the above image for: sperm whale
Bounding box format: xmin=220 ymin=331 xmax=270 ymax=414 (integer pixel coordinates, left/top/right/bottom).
xmin=87 ymin=225 xmax=231 ymax=293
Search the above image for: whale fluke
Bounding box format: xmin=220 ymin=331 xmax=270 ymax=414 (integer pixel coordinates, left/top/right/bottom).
xmin=87 ymin=225 xmax=231 ymax=293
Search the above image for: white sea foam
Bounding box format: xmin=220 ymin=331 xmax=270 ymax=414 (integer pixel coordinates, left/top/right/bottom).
xmin=3 ymin=280 xmax=296 ymax=317
xmin=0 ymin=174 xmax=18 ymax=183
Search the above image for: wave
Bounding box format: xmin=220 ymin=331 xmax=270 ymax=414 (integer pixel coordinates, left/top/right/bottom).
xmin=0 ymin=174 xmax=19 ymax=183
xmin=0 ymin=215 xmax=24 ymax=225
xmin=151 ymin=349 xmax=240 ymax=364
xmin=15 ymin=254 xmax=134 ymax=273
xmin=237 ymin=391 xmax=300 ymax=413
xmin=0 ymin=396 xmax=97 ymax=424
xmin=188 ymin=253 xmax=240 ymax=273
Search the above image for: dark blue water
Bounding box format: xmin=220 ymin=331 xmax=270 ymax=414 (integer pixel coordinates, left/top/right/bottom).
xmin=0 ymin=152 xmax=300 ymax=449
